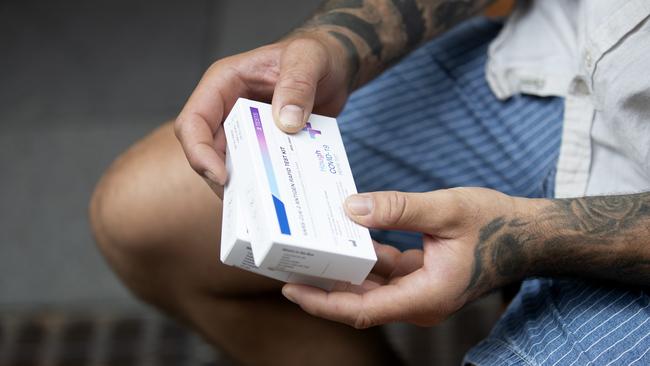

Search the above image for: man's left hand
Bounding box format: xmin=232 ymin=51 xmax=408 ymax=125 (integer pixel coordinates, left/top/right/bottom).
xmin=281 ymin=187 xmax=541 ymax=328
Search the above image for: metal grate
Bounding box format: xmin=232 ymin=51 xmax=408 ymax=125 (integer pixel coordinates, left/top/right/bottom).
xmin=0 ymin=293 xmax=502 ymax=366
xmin=0 ymin=310 xmax=232 ymax=366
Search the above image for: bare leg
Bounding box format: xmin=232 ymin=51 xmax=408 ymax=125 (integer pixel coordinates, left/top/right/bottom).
xmin=89 ymin=123 xmax=400 ymax=366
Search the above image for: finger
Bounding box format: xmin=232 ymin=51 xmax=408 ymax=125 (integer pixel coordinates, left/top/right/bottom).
xmin=331 ymin=274 xmax=383 ymax=293
xmin=371 ymin=241 xmax=402 ymax=278
xmin=390 ymin=249 xmax=424 ymax=278
xmin=206 ymin=126 xmax=227 ymax=198
xmin=363 ymin=273 xmax=387 ymax=289
xmin=175 ymin=66 xmax=245 ymax=184
xmin=175 ymin=116 xmax=227 ymax=184
xmin=214 ymin=124 xmax=227 ymax=159
xmin=272 ymin=38 xmax=329 ymax=133
xmin=344 ymin=190 xmax=465 ymax=235
xmin=282 ymin=272 xmax=426 ymax=329
xmin=283 ymin=284 xmax=364 ymax=326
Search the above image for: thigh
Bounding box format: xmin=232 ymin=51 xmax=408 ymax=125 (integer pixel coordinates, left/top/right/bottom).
xmin=465 ymin=279 xmax=650 ymax=365
xmin=95 ymin=122 xmax=283 ymax=297
xmin=338 ymin=18 xmax=564 ymax=250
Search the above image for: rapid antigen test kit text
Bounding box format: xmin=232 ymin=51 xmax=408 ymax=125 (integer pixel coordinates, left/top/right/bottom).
xmin=221 ymin=98 xmax=376 ymax=287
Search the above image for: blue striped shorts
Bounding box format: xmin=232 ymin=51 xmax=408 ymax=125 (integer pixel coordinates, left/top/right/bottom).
xmin=337 ymin=17 xmax=650 ymax=365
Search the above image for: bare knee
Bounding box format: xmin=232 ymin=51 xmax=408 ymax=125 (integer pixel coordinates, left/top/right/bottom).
xmin=92 ymin=123 xmax=191 ymax=253
xmin=89 ymin=151 xmax=156 ymax=267
xmin=90 ymin=122 xmax=281 ymax=305
xmin=89 ymin=142 xmax=154 ymax=303
xmin=90 ymin=152 xmax=145 ymax=260
xmin=89 ymin=123 xmax=219 ymax=301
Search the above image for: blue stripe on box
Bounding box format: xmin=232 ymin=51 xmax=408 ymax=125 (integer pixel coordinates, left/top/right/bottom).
xmin=272 ymin=195 xmax=291 ymax=235
xmin=250 ymin=106 xmax=292 ymax=236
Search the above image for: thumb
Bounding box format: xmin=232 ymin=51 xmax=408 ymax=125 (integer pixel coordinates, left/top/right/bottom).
xmin=344 ymin=190 xmax=466 ymax=235
xmin=272 ymin=38 xmax=329 ymax=133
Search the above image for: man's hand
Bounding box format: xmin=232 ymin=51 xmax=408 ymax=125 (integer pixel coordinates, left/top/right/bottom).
xmin=282 ymin=188 xmax=650 ymax=329
xmin=175 ymin=0 xmax=496 ymax=195
xmin=281 ymin=187 xmax=532 ymax=328
xmin=174 ymin=33 xmax=353 ymax=192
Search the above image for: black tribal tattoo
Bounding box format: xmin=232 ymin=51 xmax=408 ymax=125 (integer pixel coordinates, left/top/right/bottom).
xmin=327 ymin=31 xmax=361 ymax=89
xmin=314 ymin=12 xmax=383 ymax=58
xmin=464 ymin=193 xmax=650 ymax=301
xmin=297 ymin=0 xmax=493 ymax=88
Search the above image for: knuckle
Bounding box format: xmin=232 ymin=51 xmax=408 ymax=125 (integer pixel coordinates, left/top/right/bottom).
xmin=183 ymin=145 xmax=202 ymax=172
xmin=172 ymin=118 xmax=205 ymax=173
xmin=173 ymin=116 xmax=184 ymax=140
xmin=442 ymin=188 xmax=472 ymax=224
xmin=278 ymin=74 xmax=317 ymax=96
xmin=204 ymin=58 xmax=238 ymax=85
xmin=206 ymin=58 xmax=225 ymax=74
xmin=288 ymin=37 xmax=326 ymax=54
xmin=199 ymin=61 xmax=223 ymax=84
xmin=379 ymin=191 xmax=409 ymax=226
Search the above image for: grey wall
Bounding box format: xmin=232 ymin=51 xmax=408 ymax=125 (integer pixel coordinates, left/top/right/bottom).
xmin=0 ymin=0 xmax=320 ymax=307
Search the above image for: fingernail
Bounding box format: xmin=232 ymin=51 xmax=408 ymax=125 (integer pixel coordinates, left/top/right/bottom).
xmin=279 ymin=105 xmax=304 ymax=130
xmin=204 ymin=170 xmax=222 ymax=185
xmin=282 ymin=286 xmax=297 ymax=304
xmin=345 ymin=195 xmax=373 ymax=216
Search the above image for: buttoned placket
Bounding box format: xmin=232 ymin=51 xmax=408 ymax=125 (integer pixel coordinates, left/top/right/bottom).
xmin=555 ymin=0 xmax=650 ymax=198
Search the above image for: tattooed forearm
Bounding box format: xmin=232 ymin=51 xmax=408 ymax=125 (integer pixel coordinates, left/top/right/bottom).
xmin=294 ymin=0 xmax=493 ymax=88
xmin=391 ymin=0 xmax=427 ymax=49
xmin=314 ymin=12 xmax=383 ymax=58
xmin=553 ymin=195 xmax=650 ymax=235
xmin=317 ymin=0 xmax=365 ymax=13
xmin=464 ymin=193 xmax=650 ymax=300
xmin=327 ymin=31 xmax=361 ymax=89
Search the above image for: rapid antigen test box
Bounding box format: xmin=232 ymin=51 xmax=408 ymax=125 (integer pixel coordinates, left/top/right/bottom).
xmin=220 ymin=151 xmax=336 ymax=290
xmin=221 ymin=98 xmax=376 ymax=285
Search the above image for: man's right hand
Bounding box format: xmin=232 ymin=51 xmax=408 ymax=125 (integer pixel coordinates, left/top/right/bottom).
xmin=174 ymin=33 xmax=354 ymax=193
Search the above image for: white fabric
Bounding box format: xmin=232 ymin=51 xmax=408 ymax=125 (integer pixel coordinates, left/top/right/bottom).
xmin=486 ymin=0 xmax=650 ymax=198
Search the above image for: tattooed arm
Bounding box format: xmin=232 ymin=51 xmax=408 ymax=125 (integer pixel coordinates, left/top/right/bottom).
xmin=282 ymin=188 xmax=650 ymax=329
xmin=465 ymin=192 xmax=650 ymax=299
xmin=294 ymin=0 xmax=494 ymax=89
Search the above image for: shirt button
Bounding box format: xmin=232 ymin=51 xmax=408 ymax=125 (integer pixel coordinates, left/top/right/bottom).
xmin=585 ymin=51 xmax=593 ymax=68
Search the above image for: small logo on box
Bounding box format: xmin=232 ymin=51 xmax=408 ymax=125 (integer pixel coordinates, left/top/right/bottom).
xmin=303 ymin=122 xmax=321 ymax=139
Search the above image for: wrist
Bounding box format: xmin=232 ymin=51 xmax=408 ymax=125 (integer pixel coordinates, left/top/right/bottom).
xmin=511 ymin=197 xmax=550 ymax=277
xmin=488 ymin=196 xmax=548 ymax=287
xmin=462 ymin=194 xmax=545 ymax=301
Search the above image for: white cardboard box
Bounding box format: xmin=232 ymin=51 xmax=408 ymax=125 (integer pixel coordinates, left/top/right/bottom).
xmin=220 ymin=151 xmax=336 ymax=290
xmin=221 ymin=98 xmax=376 ymax=285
